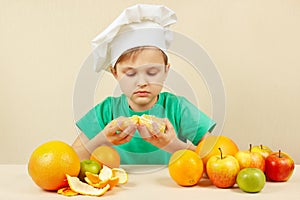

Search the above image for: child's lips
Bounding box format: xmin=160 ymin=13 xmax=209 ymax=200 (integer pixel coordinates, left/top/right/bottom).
xmin=134 ymin=91 xmax=150 ymax=97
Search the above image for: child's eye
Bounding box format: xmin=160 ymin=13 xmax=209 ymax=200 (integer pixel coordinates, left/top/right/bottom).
xmin=125 ymin=71 xmax=136 ymax=77
xmin=147 ymin=69 xmax=160 ymax=76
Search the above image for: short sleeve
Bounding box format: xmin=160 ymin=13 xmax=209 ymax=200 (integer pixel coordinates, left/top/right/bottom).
xmin=76 ymin=98 xmax=113 ymax=139
xmin=177 ymin=97 xmax=216 ymax=145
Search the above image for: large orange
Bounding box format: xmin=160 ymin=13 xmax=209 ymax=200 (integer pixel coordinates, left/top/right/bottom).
xmin=90 ymin=146 xmax=120 ymax=168
xmin=168 ymin=149 xmax=204 ymax=186
xmin=195 ymin=135 xmax=239 ymax=167
xmin=28 ymin=140 xmax=80 ymax=191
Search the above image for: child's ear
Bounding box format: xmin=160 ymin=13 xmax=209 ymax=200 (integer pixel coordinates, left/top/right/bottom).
xmin=165 ymin=63 xmax=171 ymax=73
xmin=110 ymin=66 xmax=118 ymax=78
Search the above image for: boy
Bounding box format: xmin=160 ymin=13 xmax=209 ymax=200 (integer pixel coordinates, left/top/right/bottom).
xmin=72 ymin=4 xmax=215 ymax=164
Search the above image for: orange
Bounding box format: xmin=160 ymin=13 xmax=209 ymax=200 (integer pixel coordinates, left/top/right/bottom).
xmin=168 ymin=149 xmax=204 ymax=186
xmin=28 ymin=140 xmax=80 ymax=191
xmin=195 ymin=135 xmax=239 ymax=168
xmin=139 ymin=114 xmax=166 ymax=134
xmin=90 ymin=146 xmax=120 ymax=168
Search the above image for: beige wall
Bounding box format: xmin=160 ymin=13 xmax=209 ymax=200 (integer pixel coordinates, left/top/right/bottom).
xmin=1 ymin=0 xmax=299 ymax=164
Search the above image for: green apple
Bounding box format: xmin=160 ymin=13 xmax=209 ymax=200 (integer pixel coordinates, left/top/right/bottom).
xmin=236 ymin=168 xmax=266 ymax=193
xmin=78 ymin=159 xmax=102 ymax=181
xmin=251 ymin=145 xmax=272 ymax=159
xmin=206 ymin=148 xmax=240 ymax=188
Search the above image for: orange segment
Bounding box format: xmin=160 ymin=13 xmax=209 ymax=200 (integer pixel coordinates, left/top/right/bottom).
xmin=139 ymin=114 xmax=166 ymax=133
xmin=129 ymin=115 xmax=139 ymax=124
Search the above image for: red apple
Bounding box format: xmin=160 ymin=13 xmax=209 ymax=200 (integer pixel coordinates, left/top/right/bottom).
xmin=235 ymin=144 xmax=265 ymax=172
xmin=251 ymin=145 xmax=272 ymax=159
xmin=206 ymin=148 xmax=240 ymax=188
xmin=265 ymin=150 xmax=295 ymax=182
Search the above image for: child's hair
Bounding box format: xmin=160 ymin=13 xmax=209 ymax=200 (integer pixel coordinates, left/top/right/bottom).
xmin=113 ymin=46 xmax=168 ymax=68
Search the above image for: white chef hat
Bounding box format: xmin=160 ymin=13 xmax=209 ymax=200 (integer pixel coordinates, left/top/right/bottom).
xmin=91 ymin=4 xmax=177 ymax=72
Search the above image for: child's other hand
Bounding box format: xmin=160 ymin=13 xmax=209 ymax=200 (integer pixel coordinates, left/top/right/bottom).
xmin=137 ymin=118 xmax=177 ymax=149
xmin=102 ymin=117 xmax=137 ymax=145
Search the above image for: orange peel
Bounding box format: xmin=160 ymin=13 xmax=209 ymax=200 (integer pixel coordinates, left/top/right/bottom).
xmin=85 ymin=171 xmax=101 ymax=184
xmin=112 ymin=168 xmax=128 ymax=184
xmin=66 ymin=174 xmax=110 ymax=196
xmin=57 ymin=187 xmax=79 ymax=196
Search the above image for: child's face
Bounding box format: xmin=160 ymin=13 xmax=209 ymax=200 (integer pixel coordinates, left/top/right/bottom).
xmin=112 ymin=48 xmax=169 ymax=111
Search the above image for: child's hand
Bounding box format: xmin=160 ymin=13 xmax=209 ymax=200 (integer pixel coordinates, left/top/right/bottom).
xmin=137 ymin=118 xmax=177 ymax=149
xmin=138 ymin=118 xmax=196 ymax=152
xmin=102 ymin=117 xmax=137 ymax=145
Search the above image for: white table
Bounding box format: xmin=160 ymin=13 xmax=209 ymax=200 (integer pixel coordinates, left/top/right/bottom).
xmin=0 ymin=165 xmax=299 ymax=199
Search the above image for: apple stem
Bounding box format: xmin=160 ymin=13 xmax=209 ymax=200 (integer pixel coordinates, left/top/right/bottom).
xmin=279 ymin=150 xmax=281 ymax=158
xmin=218 ymin=148 xmax=223 ymax=159
xmin=260 ymin=144 xmax=263 ymax=149
xmin=249 ymin=144 xmax=252 ymax=152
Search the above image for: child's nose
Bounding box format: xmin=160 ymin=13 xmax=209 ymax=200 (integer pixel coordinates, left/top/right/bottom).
xmin=136 ymin=74 xmax=148 ymax=87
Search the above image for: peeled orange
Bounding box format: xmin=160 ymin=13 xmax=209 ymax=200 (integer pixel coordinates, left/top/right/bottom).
xmin=168 ymin=149 xmax=204 ymax=186
xmin=28 ymin=140 xmax=80 ymax=191
xmin=195 ymin=135 xmax=239 ymax=167
xmin=90 ymin=146 xmax=120 ymax=168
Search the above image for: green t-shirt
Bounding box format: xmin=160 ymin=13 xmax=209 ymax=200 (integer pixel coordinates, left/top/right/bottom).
xmin=76 ymin=92 xmax=215 ymax=164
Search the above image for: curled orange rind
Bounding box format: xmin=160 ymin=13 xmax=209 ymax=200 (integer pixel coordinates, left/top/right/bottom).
xmin=58 ymin=165 xmax=128 ymax=196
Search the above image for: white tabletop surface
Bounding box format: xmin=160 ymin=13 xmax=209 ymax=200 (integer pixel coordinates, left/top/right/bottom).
xmin=0 ymin=164 xmax=299 ymax=200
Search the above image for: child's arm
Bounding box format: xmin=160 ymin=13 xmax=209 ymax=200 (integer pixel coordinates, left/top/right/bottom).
xmin=72 ymin=117 xmax=137 ymax=159
xmin=72 ymin=133 xmax=92 ymax=160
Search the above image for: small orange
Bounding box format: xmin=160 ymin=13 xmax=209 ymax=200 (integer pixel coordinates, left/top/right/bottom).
xmin=195 ymin=135 xmax=239 ymax=168
xmin=28 ymin=140 xmax=80 ymax=191
xmin=90 ymin=146 xmax=120 ymax=168
xmin=168 ymin=149 xmax=204 ymax=186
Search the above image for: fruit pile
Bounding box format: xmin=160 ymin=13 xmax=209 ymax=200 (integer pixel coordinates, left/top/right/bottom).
xmin=28 ymin=141 xmax=128 ymax=197
xmin=168 ymin=136 xmax=295 ymax=193
xmin=28 ymin=137 xmax=295 ymax=195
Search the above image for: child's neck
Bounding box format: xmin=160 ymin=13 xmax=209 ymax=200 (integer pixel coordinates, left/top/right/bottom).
xmin=128 ymin=96 xmax=158 ymax=112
